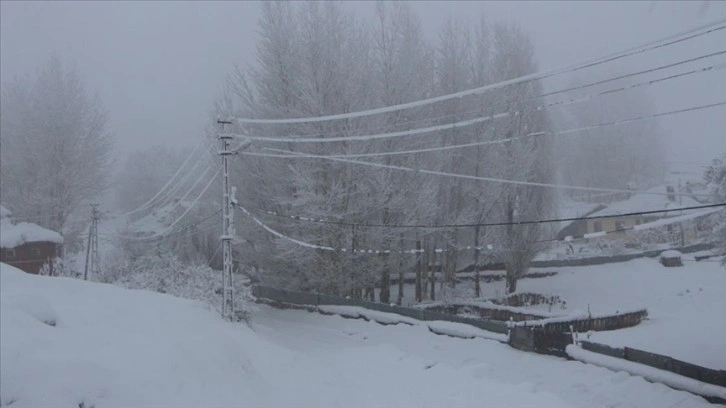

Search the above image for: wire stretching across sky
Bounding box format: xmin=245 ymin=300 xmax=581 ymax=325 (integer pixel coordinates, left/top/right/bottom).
xmin=238 ymin=202 xmax=724 ymax=254
xmin=152 ymin=155 xmax=210 ymax=211
xmin=235 ymin=100 xmax=726 ymax=161
xmin=232 ymin=50 xmax=726 ymax=142
xmin=113 ymin=142 xmax=208 ymax=217
xmin=228 ymin=54 xmax=726 ymax=145
xmin=257 ymin=121 xmax=724 ymax=199
xmin=114 ymin=165 xmax=221 ymax=241
xmin=251 ymin=203 xmax=726 ymax=229
xmin=234 ymin=101 xmax=725 ymax=199
xmin=234 ymin=19 xmax=726 ymax=124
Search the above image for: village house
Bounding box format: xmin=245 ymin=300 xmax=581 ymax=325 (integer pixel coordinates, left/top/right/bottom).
xmin=582 ymin=185 xmax=704 ymax=242
xmin=0 ymin=205 xmax=64 ymax=275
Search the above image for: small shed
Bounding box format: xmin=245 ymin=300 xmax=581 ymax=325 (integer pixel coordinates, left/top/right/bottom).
xmin=0 ymin=205 xmax=64 ymax=275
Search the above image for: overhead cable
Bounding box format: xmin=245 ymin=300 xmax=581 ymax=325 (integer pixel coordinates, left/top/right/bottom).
xmin=228 ymin=58 xmax=726 ymax=145
xmin=252 ymin=202 xmax=726 ymax=229
xmin=234 ymin=20 xmax=726 ymax=124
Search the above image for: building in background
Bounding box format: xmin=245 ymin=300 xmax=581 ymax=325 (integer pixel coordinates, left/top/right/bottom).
xmin=0 ymin=205 xmax=63 ymax=275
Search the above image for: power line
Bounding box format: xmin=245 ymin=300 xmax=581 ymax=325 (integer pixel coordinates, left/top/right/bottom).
xmin=234 ymin=20 xmax=726 ymax=124
xmin=233 ymin=50 xmax=725 ymax=142
xmin=251 ymin=202 xmax=726 ymax=230
xmin=114 ymin=166 xmax=221 ymax=241
xmin=237 ymin=100 xmax=725 ymax=168
xmin=238 ymin=202 xmax=723 ymax=255
xmin=245 ymin=99 xmax=724 ymax=199
xmin=110 ymin=209 xmax=222 ymax=242
xmin=151 ymin=156 xmax=211 ymax=212
xmin=113 ymin=142 xmax=210 ymax=217
xmin=532 ymin=205 xmax=724 ymax=245
xmin=228 ymin=57 xmax=725 ymax=145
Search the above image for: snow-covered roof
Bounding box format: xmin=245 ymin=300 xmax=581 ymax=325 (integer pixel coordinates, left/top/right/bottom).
xmin=0 ymin=217 xmax=64 ymax=248
xmin=555 ymin=200 xmax=606 ymax=231
xmin=589 ymin=186 xmax=701 ymax=218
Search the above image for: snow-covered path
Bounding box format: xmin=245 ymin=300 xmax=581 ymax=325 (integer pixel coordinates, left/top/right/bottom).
xmin=252 ymin=307 xmax=713 ymax=408
xmin=0 ymin=263 xmax=715 ymax=408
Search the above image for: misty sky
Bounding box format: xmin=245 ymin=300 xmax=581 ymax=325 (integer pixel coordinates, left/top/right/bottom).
xmin=2 ymin=1 xmax=725 ymax=176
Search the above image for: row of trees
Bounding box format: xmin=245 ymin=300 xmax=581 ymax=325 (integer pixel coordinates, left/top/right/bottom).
xmin=0 ymin=2 xmax=678 ymax=302
xmin=214 ymin=2 xmax=556 ymax=298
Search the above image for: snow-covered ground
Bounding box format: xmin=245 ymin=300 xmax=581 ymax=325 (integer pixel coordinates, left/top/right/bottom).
xmin=387 ymin=257 xmax=726 ymax=369
xmin=1 ymin=262 xmax=717 ymax=408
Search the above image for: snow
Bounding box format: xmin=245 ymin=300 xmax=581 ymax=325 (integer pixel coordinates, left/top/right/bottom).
xmin=0 ymin=205 xmax=11 ymax=219
xmin=0 ymin=262 xmax=563 ymax=408
xmin=556 ymin=200 xmax=605 ymax=231
xmin=317 ymin=304 xmax=508 ymax=342
xmin=3 ymin=261 xmax=715 ymax=408
xmin=426 ymin=320 xmax=509 ymax=342
xmin=660 ymin=250 xmax=683 ymax=258
xmin=255 ymin=307 xmax=714 ymax=408
xmin=417 ymin=299 xmax=563 ymax=318
xmin=632 ymin=207 xmax=723 ymax=230
xmin=0 ymin=217 xmax=64 ymax=248
xmin=588 ymin=186 xmax=701 ymax=218
xmin=389 ymin=258 xmax=726 ymax=369
xmin=318 ymin=305 xmax=419 ymax=325
xmin=566 ymin=345 xmax=726 ymax=399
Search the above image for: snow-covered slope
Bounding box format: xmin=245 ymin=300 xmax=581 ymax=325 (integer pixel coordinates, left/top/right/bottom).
xmin=0 ymin=263 xmax=568 ymax=408
xmin=391 ymin=257 xmax=726 ymax=370
xmin=0 ymin=262 xmax=716 ymax=408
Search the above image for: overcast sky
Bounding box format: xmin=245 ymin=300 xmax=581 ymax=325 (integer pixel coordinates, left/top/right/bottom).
xmin=2 ymin=1 xmax=725 ymax=174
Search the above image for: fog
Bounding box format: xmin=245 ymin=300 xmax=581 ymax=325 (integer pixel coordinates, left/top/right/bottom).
xmin=2 ymin=1 xmax=725 ymax=166
xmin=2 ymin=4 xmax=726 ymax=405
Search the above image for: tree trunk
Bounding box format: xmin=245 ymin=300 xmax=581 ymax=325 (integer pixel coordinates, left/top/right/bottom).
xmin=415 ymin=239 xmax=422 ymax=302
xmin=474 ymin=225 xmax=481 ymax=298
xmin=397 ymin=233 xmax=404 ymax=305
xmin=506 ymin=272 xmax=518 ymax=294
xmin=365 ymin=287 xmax=375 ymax=302
xmin=430 ymin=243 xmax=437 ymax=301
xmin=379 ymin=253 xmax=390 ymax=304
xmin=422 ymin=239 xmax=429 ymax=299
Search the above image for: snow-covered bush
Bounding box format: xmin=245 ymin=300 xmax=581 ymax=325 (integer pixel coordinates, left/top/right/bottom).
xmin=38 ymin=257 xmax=77 ymax=278
xmin=99 ymin=250 xmax=255 ymax=319
xmin=593 ymin=238 xmax=629 ymax=256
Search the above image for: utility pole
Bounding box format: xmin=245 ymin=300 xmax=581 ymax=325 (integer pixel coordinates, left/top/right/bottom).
xmin=218 ymin=118 xmax=235 ymax=321
xmin=84 ymin=204 xmax=100 ymax=280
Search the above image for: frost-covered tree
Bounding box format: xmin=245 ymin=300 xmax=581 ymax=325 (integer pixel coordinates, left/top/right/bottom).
xmin=215 ymin=3 xmax=554 ymax=299
xmin=0 ymin=55 xmax=113 ymax=234
xmin=704 ymin=151 xmax=726 ymax=264
xmin=485 ymin=22 xmax=555 ymax=294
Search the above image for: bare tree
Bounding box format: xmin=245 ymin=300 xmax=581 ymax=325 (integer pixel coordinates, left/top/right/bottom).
xmin=0 ymin=55 xmax=113 ymax=235
xmin=704 ymin=151 xmax=726 ymax=265
xmin=487 ymin=23 xmax=555 ymax=294
xmin=216 ymin=3 xmax=554 ymax=300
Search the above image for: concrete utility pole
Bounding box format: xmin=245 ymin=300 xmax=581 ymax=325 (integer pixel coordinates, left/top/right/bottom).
xmin=218 ymin=118 xmax=235 ymax=321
